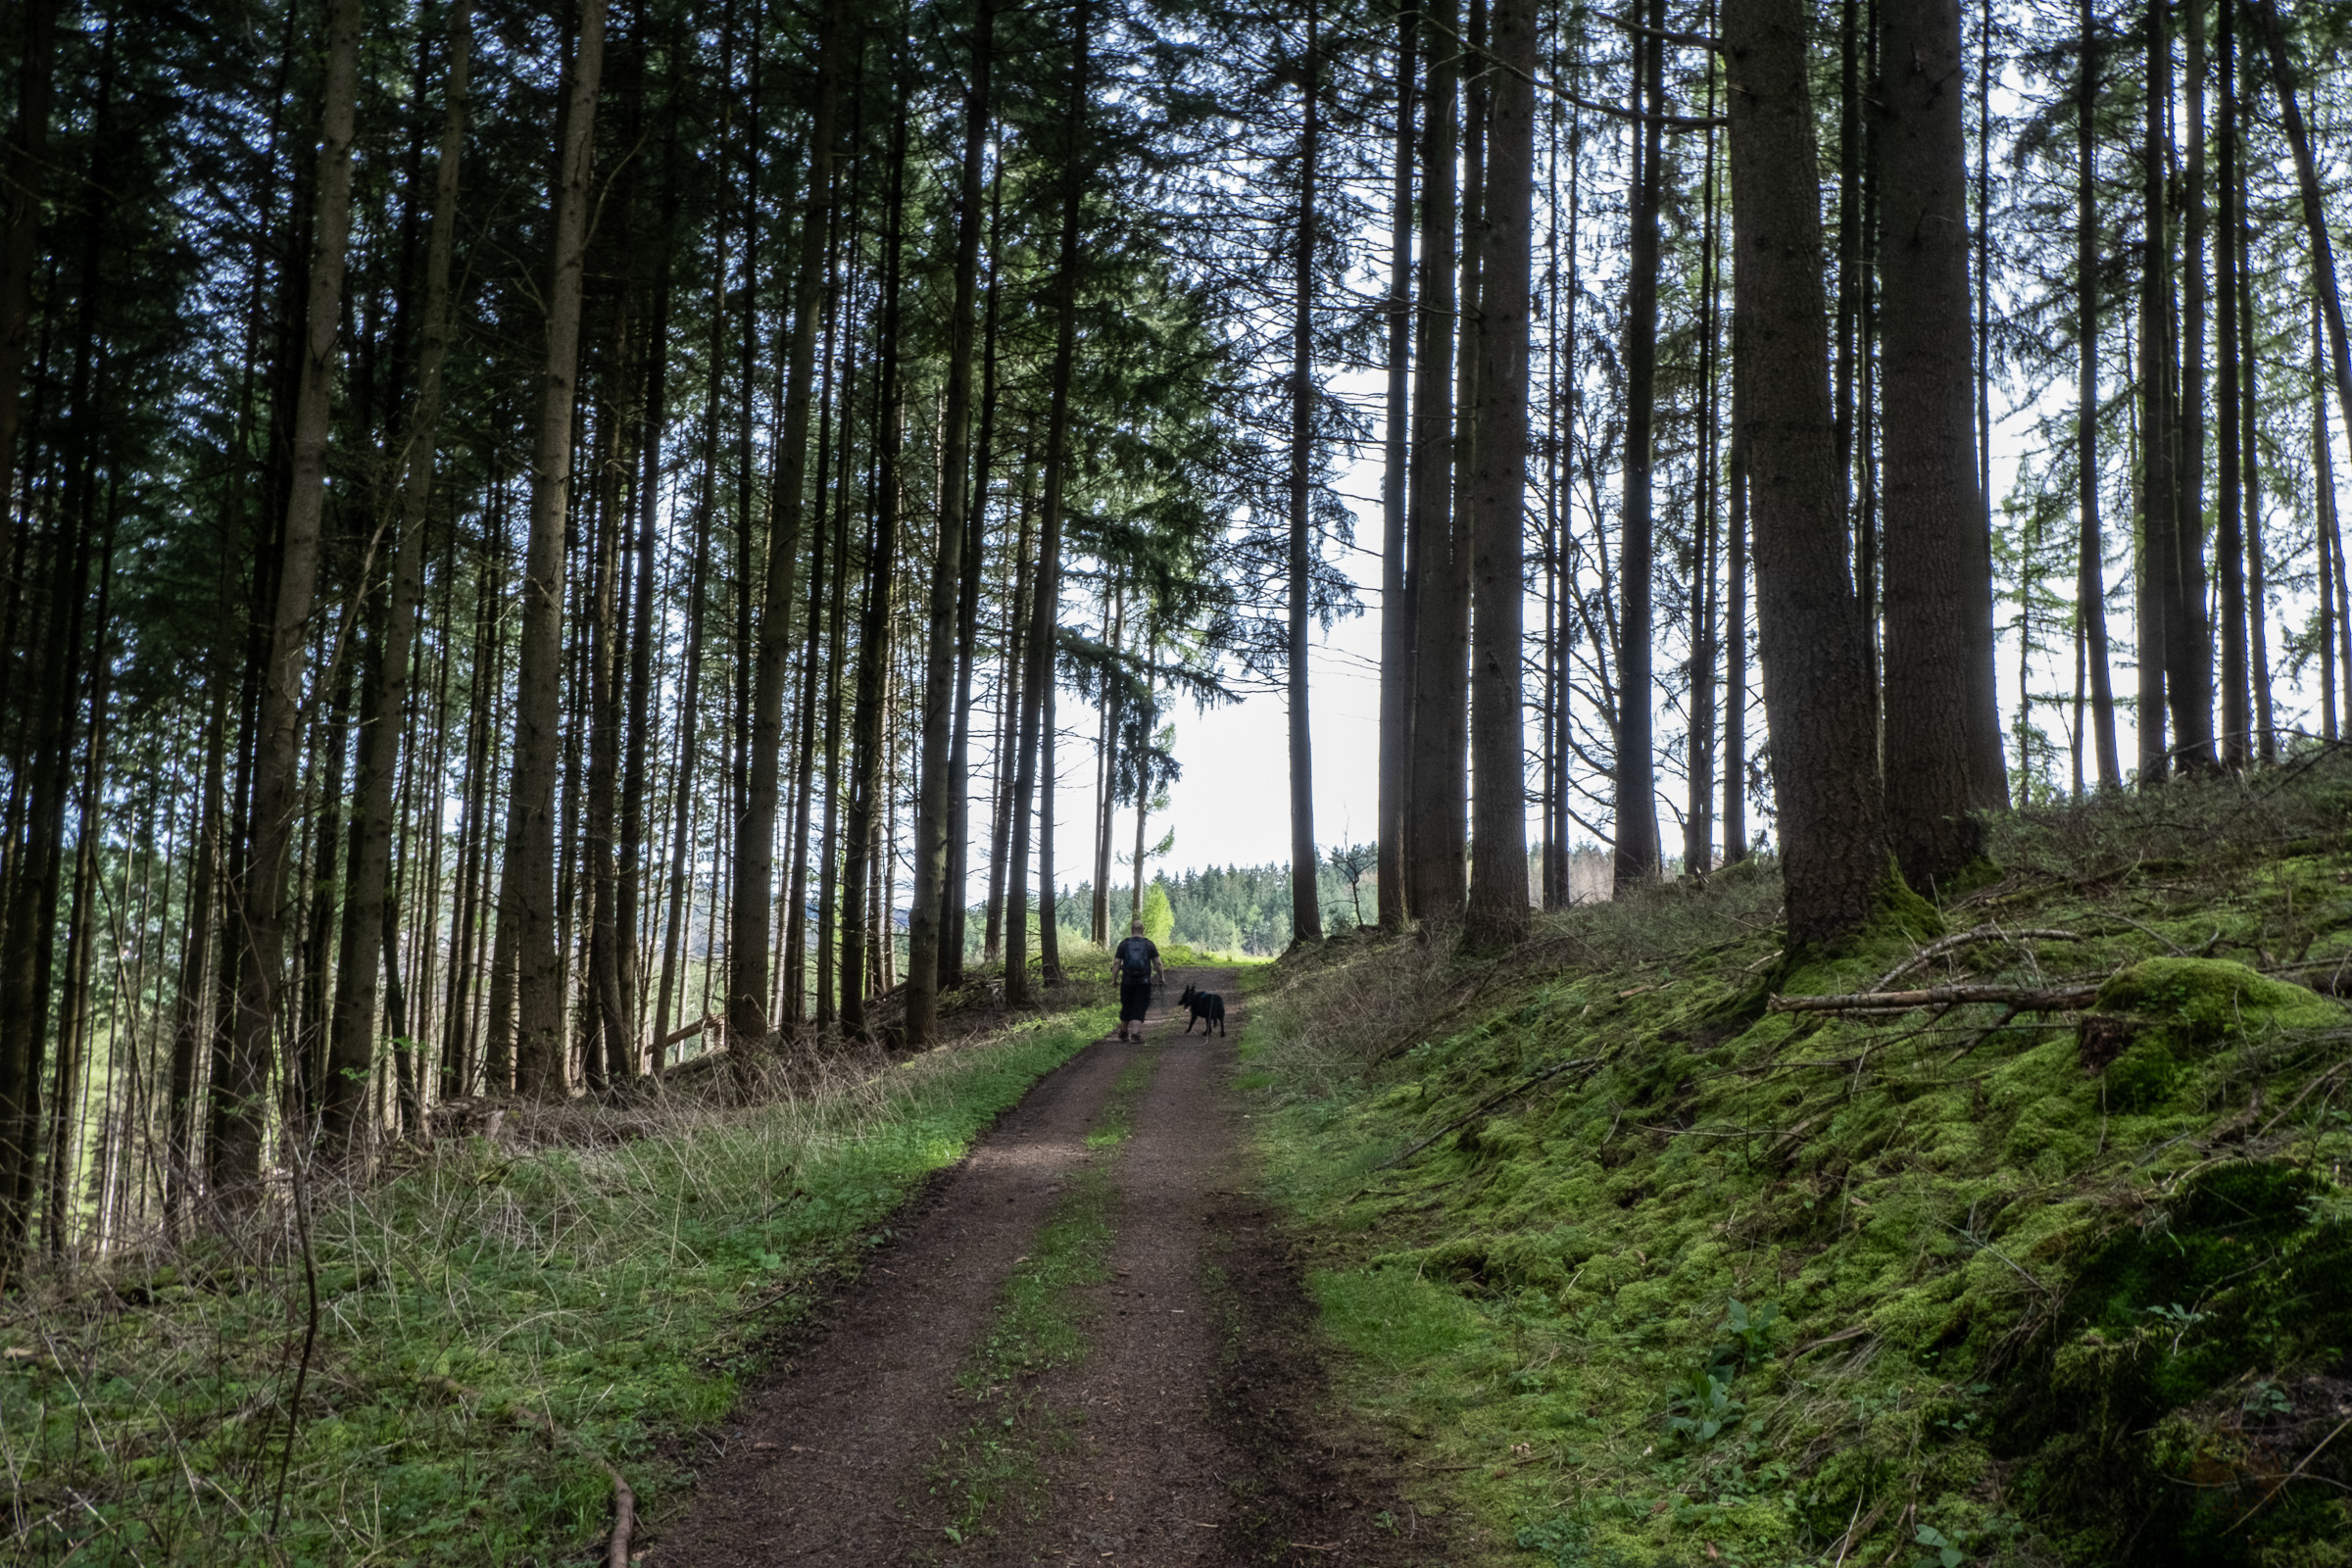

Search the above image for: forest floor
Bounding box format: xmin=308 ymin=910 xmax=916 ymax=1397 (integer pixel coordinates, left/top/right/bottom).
xmin=643 ymin=966 xmax=1442 ymax=1567
xmin=1229 ymin=757 xmax=2352 ymax=1568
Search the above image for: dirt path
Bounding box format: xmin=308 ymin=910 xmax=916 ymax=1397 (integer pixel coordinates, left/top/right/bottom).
xmin=645 ymin=968 xmax=1441 ymax=1567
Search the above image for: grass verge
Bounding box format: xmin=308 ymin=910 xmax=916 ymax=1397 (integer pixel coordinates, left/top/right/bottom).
xmin=1237 ymin=757 xmax=2352 ymax=1567
xmin=3 ymin=1008 xmax=1109 ymax=1566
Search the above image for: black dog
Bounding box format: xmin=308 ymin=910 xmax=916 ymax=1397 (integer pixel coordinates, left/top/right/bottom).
xmin=1177 ymin=983 xmax=1226 ymax=1037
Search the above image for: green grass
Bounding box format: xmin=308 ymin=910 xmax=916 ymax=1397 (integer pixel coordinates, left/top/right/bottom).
xmin=4 ymin=1008 xmax=1109 ymax=1566
xmin=1236 ymin=757 xmax=2352 ymax=1567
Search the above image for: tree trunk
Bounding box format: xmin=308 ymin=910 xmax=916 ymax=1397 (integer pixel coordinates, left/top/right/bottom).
xmin=2075 ymin=0 xmax=2122 ymax=789
xmin=1040 ymin=647 xmax=1062 ymax=984
xmin=2171 ymin=0 xmax=2216 ymax=769
xmin=942 ymin=157 xmax=1004 ymax=989
xmin=1875 ymin=0 xmax=1996 ymax=891
xmin=1287 ymin=6 xmax=1324 ymax=949
xmin=729 ymin=0 xmax=845 ymax=1063
xmin=907 ymin=0 xmax=993 ymax=1045
xmin=1614 ymin=0 xmax=1665 ymax=890
xmin=326 ymin=2 xmax=469 ymax=1155
xmin=619 ymin=126 xmax=675 ymax=1063
xmin=986 ymin=459 xmax=1035 ymax=968
xmin=44 ymin=518 xmax=113 ymax=1253
xmin=1007 ymin=3 xmax=1090 ymax=1005
xmin=218 ymin=0 xmax=364 ymax=1198
xmin=2259 ymin=1 xmax=2352 ymax=684
xmin=0 ymin=0 xmax=57 ymax=560
xmin=1686 ymin=63 xmax=1723 ymax=880
xmin=1090 ymin=579 xmax=1124 ymax=943
xmin=494 ymin=0 xmax=608 ymax=1097
xmin=1463 ymin=0 xmax=1535 ymax=948
xmin=2213 ymin=0 xmax=2248 ymax=768
xmin=1404 ymin=0 xmax=1462 ymax=921
xmin=2320 ymin=299 xmax=2351 ymax=744
xmin=1377 ymin=8 xmax=1415 ymax=930
xmin=2237 ymin=189 xmax=2271 ymax=764
xmin=1725 ymin=0 xmax=1894 ymax=946
xmin=843 ymin=98 xmax=912 ymax=1037
xmin=2135 ymin=0 xmax=2174 ymax=785
xmin=1722 ymin=307 xmax=1748 ymax=864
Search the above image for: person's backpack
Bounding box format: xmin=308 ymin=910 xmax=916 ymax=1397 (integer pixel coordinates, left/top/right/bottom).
xmin=1120 ymin=940 xmax=1152 ymax=983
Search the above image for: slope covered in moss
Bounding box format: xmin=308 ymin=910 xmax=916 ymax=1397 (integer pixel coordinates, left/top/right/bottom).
xmin=1240 ymin=758 xmax=2352 ymax=1567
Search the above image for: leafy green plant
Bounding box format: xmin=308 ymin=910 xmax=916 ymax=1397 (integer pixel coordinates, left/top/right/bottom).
xmin=1664 ymin=1366 xmax=1745 ymax=1445
xmin=1909 ymin=1524 xmax=1964 ymax=1568
xmin=1713 ymin=1298 xmax=1782 ymax=1373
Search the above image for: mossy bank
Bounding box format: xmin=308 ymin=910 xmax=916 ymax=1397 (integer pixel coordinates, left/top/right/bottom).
xmin=1239 ymin=758 xmax=2352 ymax=1567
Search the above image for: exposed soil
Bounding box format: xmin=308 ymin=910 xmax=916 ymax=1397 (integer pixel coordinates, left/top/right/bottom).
xmin=643 ymin=968 xmax=1445 ymax=1567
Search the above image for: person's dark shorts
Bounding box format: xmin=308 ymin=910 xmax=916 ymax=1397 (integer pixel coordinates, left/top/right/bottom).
xmin=1119 ymin=980 xmax=1152 ymax=1023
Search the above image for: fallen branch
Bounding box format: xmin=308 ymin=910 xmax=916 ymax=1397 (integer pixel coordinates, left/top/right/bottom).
xmin=659 ymin=1011 xmax=723 ymax=1053
xmin=1376 ymin=1056 xmax=1602 ymax=1170
xmin=1869 ymin=924 xmax=2083 ymax=992
xmin=424 ymin=1375 xmax=635 ymax=1567
xmin=1769 ymin=983 xmax=2100 ymax=1015
xmin=2266 ymin=956 xmax=2352 ymax=997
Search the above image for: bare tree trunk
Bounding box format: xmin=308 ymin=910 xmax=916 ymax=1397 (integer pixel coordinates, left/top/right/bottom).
xmin=1404 ymin=0 xmax=1461 ymax=920
xmin=2173 ymin=0 xmax=2216 ymax=770
xmin=1007 ymin=3 xmax=1090 ymax=1004
xmin=1876 ymin=0 xmax=1998 ymax=891
xmin=2321 ymin=299 xmax=2350 ymax=743
xmin=1612 ymin=0 xmax=1666 ymax=891
xmin=842 ymin=97 xmax=911 ymax=1037
xmin=1131 ymin=623 xmax=1157 ymax=918
xmin=729 ymin=0 xmax=846 ymax=1065
xmin=2214 ymin=0 xmax=2248 ymax=768
xmin=2135 ymin=0 xmax=2175 ymax=784
xmin=619 ymin=115 xmax=676 ymax=1062
xmin=1287 ymin=5 xmax=1324 ymax=948
xmin=907 ymin=0 xmax=994 ymax=1044
xmin=1090 ymin=579 xmax=1123 ymax=943
xmin=1377 ymin=7 xmax=1415 ymax=930
xmin=1463 ymin=0 xmax=1534 ymax=948
xmin=1686 ymin=60 xmax=1723 ymax=880
xmin=1722 ymin=309 xmax=1748 ymax=864
xmin=218 ymin=0 xmax=363 ymax=1198
xmin=2075 ymin=0 xmax=2122 ymax=788
xmin=493 ymin=0 xmax=609 ymax=1097
xmin=2237 ymin=188 xmax=2272 ymax=763
xmin=1040 ymin=649 xmax=1062 ymax=984
xmin=0 ymin=0 xmax=57 ymax=554
xmin=1725 ymin=0 xmax=1894 ymax=946
xmin=326 ymin=3 xmax=469 ymax=1155
xmin=2259 ymin=2 xmax=2352 ymax=717
xmin=44 ymin=529 xmax=112 ymax=1254
xmin=985 ymin=458 xmax=1035 ymax=968
xmin=783 ymin=201 xmax=847 ymax=1032
xmin=942 ymin=159 xmax=1004 ymax=989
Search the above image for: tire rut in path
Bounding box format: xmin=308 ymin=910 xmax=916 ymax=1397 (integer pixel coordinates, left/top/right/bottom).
xmin=648 ymin=968 xmax=1444 ymax=1567
xmin=970 ymin=967 xmax=1246 ymax=1567
xmin=646 ymin=1030 xmax=1139 ymax=1566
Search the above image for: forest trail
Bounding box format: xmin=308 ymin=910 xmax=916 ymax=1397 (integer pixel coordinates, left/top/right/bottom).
xmin=645 ymin=969 xmax=1436 ymax=1567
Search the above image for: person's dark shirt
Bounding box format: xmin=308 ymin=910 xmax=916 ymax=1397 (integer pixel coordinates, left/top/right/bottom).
xmin=1113 ymin=937 xmax=1158 ymax=980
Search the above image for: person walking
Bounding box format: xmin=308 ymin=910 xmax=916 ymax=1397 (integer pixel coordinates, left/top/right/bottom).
xmin=1110 ymin=919 xmax=1164 ymax=1042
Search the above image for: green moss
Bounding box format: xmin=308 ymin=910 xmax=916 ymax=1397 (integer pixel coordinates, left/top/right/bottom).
xmin=2094 ymin=957 xmax=2344 ymax=1049
xmin=1234 ymin=763 xmax=2352 ymax=1568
